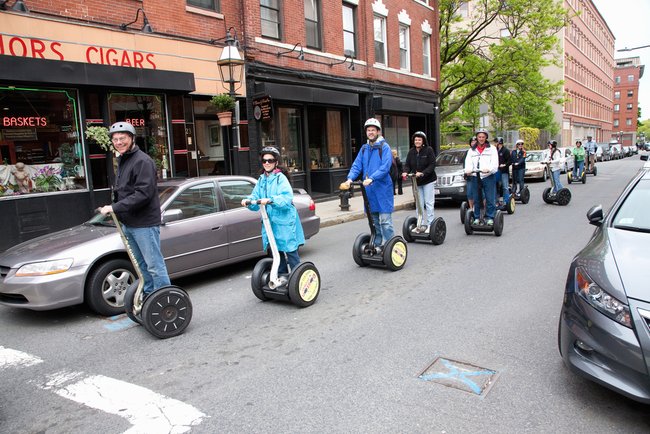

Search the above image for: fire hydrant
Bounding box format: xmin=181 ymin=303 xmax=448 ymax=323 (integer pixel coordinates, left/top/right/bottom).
xmin=339 ymin=188 xmax=351 ymax=211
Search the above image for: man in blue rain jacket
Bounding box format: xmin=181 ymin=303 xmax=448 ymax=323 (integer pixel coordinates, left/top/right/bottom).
xmin=342 ymin=118 xmax=395 ymax=249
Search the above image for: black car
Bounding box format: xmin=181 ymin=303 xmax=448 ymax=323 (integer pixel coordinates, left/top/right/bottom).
xmin=558 ymin=165 xmax=650 ymax=403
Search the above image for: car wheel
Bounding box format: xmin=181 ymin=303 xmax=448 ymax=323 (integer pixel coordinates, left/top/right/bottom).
xmin=542 ymin=169 xmax=548 ymax=182
xmin=85 ymin=258 xmax=136 ymax=316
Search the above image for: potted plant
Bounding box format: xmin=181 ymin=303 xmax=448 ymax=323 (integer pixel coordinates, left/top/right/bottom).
xmin=85 ymin=126 xmax=117 ymax=156
xmin=209 ymin=93 xmax=236 ymax=126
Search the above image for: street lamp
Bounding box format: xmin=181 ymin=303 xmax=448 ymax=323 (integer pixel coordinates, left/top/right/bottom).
xmin=217 ymin=28 xmax=244 ymax=175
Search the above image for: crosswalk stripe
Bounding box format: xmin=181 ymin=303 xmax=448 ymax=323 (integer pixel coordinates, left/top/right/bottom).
xmin=0 ymin=345 xmax=43 ymax=370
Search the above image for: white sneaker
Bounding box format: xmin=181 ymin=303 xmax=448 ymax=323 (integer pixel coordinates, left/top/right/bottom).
xmin=419 ymin=226 xmax=428 ymax=233
xmin=424 ymin=226 xmax=430 ymax=234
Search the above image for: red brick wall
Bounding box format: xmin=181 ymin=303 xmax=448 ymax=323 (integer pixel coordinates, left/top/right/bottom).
xmin=613 ymin=65 xmax=641 ymax=135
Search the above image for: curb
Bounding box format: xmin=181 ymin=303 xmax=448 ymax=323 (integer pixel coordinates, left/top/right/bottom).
xmin=319 ymin=201 xmax=415 ymax=228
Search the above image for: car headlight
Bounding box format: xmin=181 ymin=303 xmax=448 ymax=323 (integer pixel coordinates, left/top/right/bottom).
xmin=575 ymin=267 xmax=631 ymax=328
xmin=15 ymin=259 xmax=74 ymax=276
xmin=452 ymin=175 xmax=465 ymax=184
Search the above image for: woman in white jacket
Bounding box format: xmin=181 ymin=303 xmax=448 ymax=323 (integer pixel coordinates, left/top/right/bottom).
xmin=545 ymin=140 xmax=564 ymax=193
xmin=463 ymin=129 xmax=500 ymax=226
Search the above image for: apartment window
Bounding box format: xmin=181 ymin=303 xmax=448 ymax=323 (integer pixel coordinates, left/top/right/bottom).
xmin=399 ymin=25 xmax=410 ymax=70
xmin=614 ymin=91 xmax=620 ymax=99
xmin=615 ymin=76 xmax=621 ymax=84
xmin=627 ymin=90 xmax=634 ymax=97
xmin=260 ymin=0 xmax=281 ymax=39
xmin=342 ymin=4 xmax=356 ymax=57
xmin=374 ymin=15 xmax=387 ymax=65
xmin=626 ymin=118 xmax=633 ymax=126
xmin=187 ymin=0 xmax=219 ymax=11
xmin=627 ymin=103 xmax=633 ymax=110
xmin=422 ymin=34 xmax=431 ymax=76
xmin=304 ymin=0 xmax=321 ymax=49
xmin=613 ymin=119 xmax=619 ymax=127
xmin=628 ymin=74 xmax=635 ymax=82
xmin=614 ymin=104 xmax=620 ymax=112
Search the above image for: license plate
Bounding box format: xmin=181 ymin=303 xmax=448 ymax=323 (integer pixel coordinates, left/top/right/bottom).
xmin=434 ymin=189 xmax=440 ymax=195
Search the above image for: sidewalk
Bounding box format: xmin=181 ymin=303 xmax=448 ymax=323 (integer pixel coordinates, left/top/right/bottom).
xmin=316 ymin=190 xmax=415 ymax=228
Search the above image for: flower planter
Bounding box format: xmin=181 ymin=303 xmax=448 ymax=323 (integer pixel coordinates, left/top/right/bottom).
xmin=217 ymin=111 xmax=232 ymax=126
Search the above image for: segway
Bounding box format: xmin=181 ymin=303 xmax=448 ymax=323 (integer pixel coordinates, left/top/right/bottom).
xmin=585 ymin=152 xmax=597 ymax=176
xmin=112 ymin=212 xmax=192 ymax=339
xmin=541 ymin=163 xmax=571 ymax=206
xmin=567 ymin=156 xmax=586 ymax=184
xmin=340 ymin=180 xmax=407 ymax=271
xmin=464 ymin=171 xmax=504 ymax=236
xmin=495 ymin=172 xmax=515 ymax=214
xmin=402 ymin=173 xmax=446 ymax=245
xmin=247 ymin=200 xmax=321 ymax=307
xmin=509 ymin=169 xmax=530 ymax=204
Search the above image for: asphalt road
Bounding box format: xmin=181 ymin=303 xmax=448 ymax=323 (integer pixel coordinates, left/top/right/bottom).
xmin=2 ymin=156 xmax=650 ymax=433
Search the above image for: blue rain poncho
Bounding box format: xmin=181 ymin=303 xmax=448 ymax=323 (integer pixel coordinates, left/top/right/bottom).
xmin=347 ymin=138 xmax=394 ymax=213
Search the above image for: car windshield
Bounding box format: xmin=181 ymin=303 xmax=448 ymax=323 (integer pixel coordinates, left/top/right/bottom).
xmin=612 ymin=178 xmax=650 ymax=232
xmin=436 ymin=151 xmax=466 ymax=166
xmin=526 ymin=152 xmax=546 ymax=162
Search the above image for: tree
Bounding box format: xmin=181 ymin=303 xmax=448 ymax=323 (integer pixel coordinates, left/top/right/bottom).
xmin=439 ymin=0 xmax=568 ymax=123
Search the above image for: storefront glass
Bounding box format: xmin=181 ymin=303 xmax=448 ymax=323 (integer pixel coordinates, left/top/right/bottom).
xmin=307 ymin=108 xmax=347 ymax=169
xmin=381 ymin=114 xmax=410 ymax=159
xmin=261 ymin=106 xmax=303 ymax=173
xmin=0 ymin=86 xmax=84 ymax=197
xmin=108 ymin=93 xmax=169 ymax=178
xmin=194 ymin=100 xmax=225 ymax=176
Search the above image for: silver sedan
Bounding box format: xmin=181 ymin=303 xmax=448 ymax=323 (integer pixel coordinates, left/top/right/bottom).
xmin=0 ymin=176 xmax=320 ymax=316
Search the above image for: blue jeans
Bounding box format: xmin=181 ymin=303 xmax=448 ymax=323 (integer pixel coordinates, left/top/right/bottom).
xmin=499 ymin=172 xmax=510 ymax=202
xmin=123 ymin=225 xmax=170 ymax=295
xmin=512 ymin=169 xmax=525 ymax=194
xmin=370 ymin=212 xmax=394 ymax=246
xmin=466 ymin=175 xmax=475 ymax=202
xmin=473 ymin=174 xmax=496 ymax=220
xmin=573 ymin=160 xmax=584 ymax=178
xmin=279 ymin=250 xmax=300 ymax=274
xmin=417 ymin=182 xmax=435 ymax=225
xmin=551 ymin=169 xmax=563 ymax=193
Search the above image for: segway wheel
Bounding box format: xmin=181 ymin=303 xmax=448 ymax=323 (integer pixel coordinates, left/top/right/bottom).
xmin=557 ymin=188 xmax=571 ymax=206
xmin=402 ymin=216 xmax=417 ymax=242
xmin=460 ymin=201 xmax=468 ymax=224
xmin=593 ymin=166 xmax=597 ymax=176
xmin=494 ymin=211 xmax=504 ymax=237
xmin=506 ymin=196 xmax=515 ymax=214
xmin=542 ymin=188 xmax=553 ymax=204
xmin=430 ymin=217 xmax=446 ymax=245
xmin=383 ymin=237 xmax=407 ymax=271
xmin=141 ymin=286 xmax=192 ymax=339
xmin=464 ymin=210 xmax=474 ymax=235
xmin=352 ymin=233 xmax=371 ymax=267
xmin=287 ymin=262 xmax=320 ymax=307
xmin=521 ymin=187 xmax=530 ymax=204
xmin=251 ymin=258 xmax=272 ymax=301
xmin=567 ymin=173 xmax=572 ymax=184
xmin=581 ymin=173 xmax=587 ymax=184
xmin=124 ymin=281 xmax=143 ymax=324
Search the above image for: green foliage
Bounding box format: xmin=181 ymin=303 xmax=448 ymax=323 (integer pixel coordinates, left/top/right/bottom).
xmin=209 ymin=94 xmax=236 ymax=112
xmin=519 ymin=127 xmax=541 ymax=149
xmin=85 ymin=126 xmax=116 ymax=155
xmin=438 ymin=0 xmax=568 ymax=128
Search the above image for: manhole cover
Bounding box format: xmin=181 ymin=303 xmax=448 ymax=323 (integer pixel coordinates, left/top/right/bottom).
xmin=418 ymin=357 xmax=498 ymax=396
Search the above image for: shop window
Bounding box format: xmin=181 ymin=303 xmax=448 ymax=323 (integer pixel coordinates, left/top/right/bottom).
xmin=305 ymin=0 xmax=322 ymax=49
xmin=342 ymin=3 xmax=357 ymax=58
xmin=380 ymin=114 xmax=410 ymax=160
xmin=307 ymin=108 xmax=347 ymax=169
xmin=374 ymin=15 xmax=386 ymax=65
xmin=274 ymin=107 xmax=303 ymax=173
xmin=1 ymin=87 xmax=85 ymax=196
xmin=187 ymin=0 xmax=220 ymax=12
xmin=108 ymin=93 xmax=169 ymax=178
xmin=193 ymin=100 xmax=224 ymax=177
xmin=261 ymin=0 xmax=281 ymax=40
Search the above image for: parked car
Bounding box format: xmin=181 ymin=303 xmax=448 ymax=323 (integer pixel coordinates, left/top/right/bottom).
xmin=524 ymin=150 xmax=549 ymax=181
xmin=0 ymin=176 xmax=320 ymax=316
xmin=644 ymin=143 xmax=650 ymax=152
xmin=609 ymin=143 xmax=622 ymax=160
xmin=434 ymin=147 xmax=470 ymax=203
xmin=622 ymin=145 xmax=632 ymax=157
xmin=558 ymin=165 xmax=650 ymax=403
xmin=595 ymin=143 xmax=611 ymax=162
xmin=630 ymin=144 xmax=638 ymax=155
xmin=557 ymin=147 xmax=575 ymax=173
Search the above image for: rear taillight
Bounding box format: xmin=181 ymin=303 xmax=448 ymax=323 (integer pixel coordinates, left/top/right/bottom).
xmin=309 ymin=200 xmax=316 ymax=212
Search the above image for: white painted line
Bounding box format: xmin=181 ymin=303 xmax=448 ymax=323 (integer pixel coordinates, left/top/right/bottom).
xmin=0 ymin=346 xmax=43 ymax=370
xmin=40 ymin=371 xmax=208 ymax=433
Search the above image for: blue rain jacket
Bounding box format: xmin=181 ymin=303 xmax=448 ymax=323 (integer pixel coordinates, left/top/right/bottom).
xmin=246 ymin=170 xmax=305 ymax=252
xmin=347 ymin=138 xmax=394 ymax=213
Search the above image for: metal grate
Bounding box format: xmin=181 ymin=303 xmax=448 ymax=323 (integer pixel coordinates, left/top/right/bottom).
xmin=436 ymin=175 xmax=454 ymax=186
xmin=419 ymin=356 xmax=499 ymax=396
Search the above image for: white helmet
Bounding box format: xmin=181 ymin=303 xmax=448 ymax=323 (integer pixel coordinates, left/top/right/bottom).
xmin=364 ymin=118 xmax=381 ymax=131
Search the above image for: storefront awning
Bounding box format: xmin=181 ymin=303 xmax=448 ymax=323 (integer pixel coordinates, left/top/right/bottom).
xmin=0 ymin=56 xmax=195 ymax=92
xmin=373 ymin=96 xmax=434 ymax=114
xmin=259 ymin=82 xmax=358 ymax=106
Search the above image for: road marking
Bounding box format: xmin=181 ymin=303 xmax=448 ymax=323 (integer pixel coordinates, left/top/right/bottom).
xmin=40 ymin=370 xmax=208 ymax=433
xmin=103 ymin=315 xmax=138 ymax=331
xmin=0 ymin=346 xmax=43 ymax=369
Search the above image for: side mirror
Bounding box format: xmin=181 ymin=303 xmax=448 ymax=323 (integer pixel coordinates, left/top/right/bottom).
xmin=586 ymin=204 xmax=603 ymax=226
xmin=162 ymin=208 xmax=183 ymax=224
xmin=640 ymin=155 xmax=648 ymax=161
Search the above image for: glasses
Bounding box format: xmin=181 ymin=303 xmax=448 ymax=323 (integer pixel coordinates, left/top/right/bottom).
xmin=262 ymin=158 xmax=277 ymax=164
xmin=111 ymin=137 xmax=130 ymax=144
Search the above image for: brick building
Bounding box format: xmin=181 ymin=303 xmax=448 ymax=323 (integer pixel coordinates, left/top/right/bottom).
xmin=612 ymin=56 xmax=644 ymax=145
xmin=0 ymin=0 xmax=441 ymax=251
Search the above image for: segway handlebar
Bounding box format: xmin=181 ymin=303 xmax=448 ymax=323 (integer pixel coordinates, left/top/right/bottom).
xmin=243 ymin=199 xmax=274 ymax=205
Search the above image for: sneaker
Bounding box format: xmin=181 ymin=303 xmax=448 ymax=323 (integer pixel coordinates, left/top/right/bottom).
xmin=374 ymin=246 xmax=383 ymax=255
xmin=472 ymin=219 xmax=480 ymax=225
xmin=486 ymin=219 xmax=494 ymax=226
xmin=418 ymin=225 xmax=428 ymax=233
xmin=423 ymin=226 xmax=430 ymax=234
xmin=413 ymin=226 xmax=422 ymax=234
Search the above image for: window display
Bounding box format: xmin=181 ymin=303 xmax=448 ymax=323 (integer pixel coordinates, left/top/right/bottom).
xmin=307 ymin=108 xmax=346 ymax=169
xmin=0 ymin=87 xmax=84 ymax=196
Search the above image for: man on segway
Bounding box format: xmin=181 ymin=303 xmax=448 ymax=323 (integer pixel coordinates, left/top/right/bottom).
xmin=402 ymin=131 xmax=436 ymax=233
xmin=571 ymin=140 xmax=586 ymax=181
xmin=494 ymin=137 xmax=511 ymax=210
xmin=464 ymin=128 xmax=499 ymax=226
xmin=585 ymin=135 xmax=597 ymax=172
xmin=342 ymin=118 xmax=394 ymax=252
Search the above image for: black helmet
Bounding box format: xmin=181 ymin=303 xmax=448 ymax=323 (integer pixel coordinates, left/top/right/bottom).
xmin=259 ymin=146 xmax=280 ymax=160
xmin=411 ymin=131 xmax=428 ymax=145
xmin=549 ymin=140 xmax=558 ymax=148
xmin=496 ymin=137 xmax=504 ymax=144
